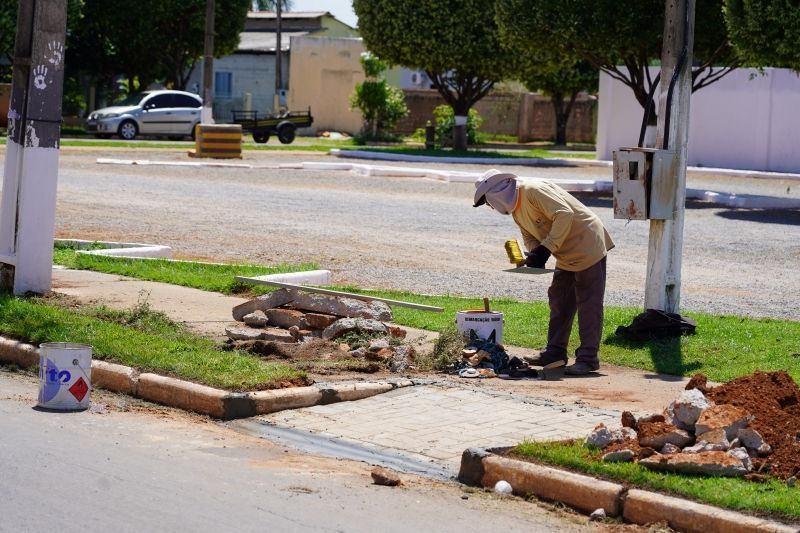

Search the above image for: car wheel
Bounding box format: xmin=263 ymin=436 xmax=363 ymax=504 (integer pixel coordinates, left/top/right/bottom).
xmin=190 ymin=123 xmax=199 ymax=141
xmin=253 ymin=132 xmax=269 ymax=144
xmin=118 ymin=120 xmax=138 ymax=141
xmin=277 ymin=124 xmax=295 ymax=144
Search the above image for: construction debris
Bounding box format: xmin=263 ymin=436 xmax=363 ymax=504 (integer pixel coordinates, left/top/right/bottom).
xmin=371 ymin=466 xmax=401 ymax=487
xmin=587 ymin=371 xmax=800 ymax=480
xmin=228 ymin=290 xmax=414 ymax=373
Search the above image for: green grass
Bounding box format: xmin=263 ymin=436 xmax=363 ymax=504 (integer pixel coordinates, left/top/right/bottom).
xmin=52 ymin=250 xmax=800 ymax=384
xmin=0 ymin=294 xmax=303 ymax=390
xmin=512 ymin=440 xmax=800 ymax=520
xmin=53 ymin=244 xmax=318 ymax=295
xmin=339 ymin=146 xmax=596 ymax=160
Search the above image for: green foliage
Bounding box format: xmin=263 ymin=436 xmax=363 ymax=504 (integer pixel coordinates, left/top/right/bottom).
xmin=513 ymin=440 xmax=800 ymax=518
xmin=724 ymin=0 xmax=800 ymax=71
xmin=419 ymin=325 xmax=463 ymax=371
xmin=350 ymin=52 xmax=408 ymax=139
xmin=432 ymin=105 xmax=483 ymax=147
xmin=496 ymin=0 xmax=737 ymax=108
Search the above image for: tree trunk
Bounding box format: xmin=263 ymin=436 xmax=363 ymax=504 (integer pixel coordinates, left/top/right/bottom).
xmin=551 ymin=92 xmax=577 ymax=146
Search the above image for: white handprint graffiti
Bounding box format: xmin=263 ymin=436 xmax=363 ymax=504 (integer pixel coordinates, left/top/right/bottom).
xmin=47 ymin=41 xmax=64 ymax=67
xmin=33 ymin=65 xmax=48 ymax=90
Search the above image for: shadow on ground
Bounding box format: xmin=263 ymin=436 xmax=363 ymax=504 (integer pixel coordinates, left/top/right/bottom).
xmin=716 ymin=209 xmax=800 ymax=226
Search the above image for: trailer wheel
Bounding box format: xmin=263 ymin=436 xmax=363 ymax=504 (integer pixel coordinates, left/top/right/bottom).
xmin=253 ymin=132 xmax=269 ymax=144
xmin=277 ymin=123 xmax=296 ymax=144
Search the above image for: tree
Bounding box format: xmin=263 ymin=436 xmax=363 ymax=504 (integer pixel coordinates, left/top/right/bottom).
xmin=496 ymin=0 xmax=737 ymax=114
xmin=519 ymin=59 xmax=598 ymax=146
xmin=724 ymin=0 xmax=800 ymax=71
xmin=252 ymin=0 xmax=291 ymax=10
xmin=353 ymin=0 xmax=516 ymax=149
xmin=349 ymin=53 xmax=408 ymax=139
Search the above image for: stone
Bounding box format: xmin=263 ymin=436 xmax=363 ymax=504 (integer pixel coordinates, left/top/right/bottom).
xmin=736 ymin=428 xmax=772 ymax=455
xmin=232 ymin=289 xmax=295 ymax=321
xmin=225 ymin=327 xmax=266 ymax=341
xmin=661 ymin=443 xmax=681 ymax=454
xmin=700 ymin=428 xmax=730 ymax=449
xmin=787 ymin=476 xmax=796 ymax=488
xmin=261 ymin=327 xmax=298 ymax=343
xmin=602 ymin=449 xmax=636 ymax=462
xmin=638 ymin=447 xmax=658 ymax=459
xmin=494 ymin=480 xmax=513 ymax=494
xmin=639 ymin=451 xmax=748 ymax=477
xmin=365 ymin=348 xmax=393 ymax=362
xmin=349 ymin=347 xmax=367 ymax=358
xmin=321 ymin=318 xmax=389 ymax=340
xmin=288 ymin=326 xmax=303 ymax=341
xmin=291 ymin=293 xmax=393 ymax=321
xmin=586 ymin=424 xmax=615 ymax=449
xmin=683 ymin=441 xmax=727 ymax=453
xmin=695 ymin=405 xmax=753 ymax=440
xmin=637 ymin=413 xmax=665 ymax=425
xmin=388 ymin=326 xmax=407 ymax=339
xmin=303 ymin=312 xmax=339 ymax=330
xmin=589 ymin=508 xmax=606 ymax=521
xmin=729 ymin=437 xmax=742 ymax=449
xmin=666 ymin=389 xmax=713 ymax=430
xmin=728 ymin=447 xmax=753 ymax=471
xmin=389 ymin=345 xmax=415 ymax=373
xmin=621 ymin=411 xmax=637 ymax=429
xmin=368 ymin=339 xmax=391 ymax=352
xmin=637 ymin=422 xmax=693 ymax=450
xmin=265 ymin=308 xmax=308 ymax=330
xmin=371 ymin=466 xmax=401 ymax=486
xmin=685 ymin=373 xmax=709 ymax=392
xmin=242 ymin=310 xmax=268 ymax=328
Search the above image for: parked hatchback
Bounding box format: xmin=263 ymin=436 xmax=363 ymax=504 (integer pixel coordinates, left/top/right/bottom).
xmin=86 ymin=90 xmax=202 ymax=140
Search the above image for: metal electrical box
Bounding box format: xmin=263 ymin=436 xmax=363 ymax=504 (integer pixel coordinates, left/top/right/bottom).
xmin=612 ymin=147 xmax=678 ymax=220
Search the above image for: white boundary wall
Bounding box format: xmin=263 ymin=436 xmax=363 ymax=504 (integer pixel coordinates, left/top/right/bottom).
xmin=597 ymin=67 xmax=800 ymax=173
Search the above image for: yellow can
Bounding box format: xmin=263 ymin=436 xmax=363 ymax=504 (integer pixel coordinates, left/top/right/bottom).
xmin=504 ymin=239 xmax=524 ymax=264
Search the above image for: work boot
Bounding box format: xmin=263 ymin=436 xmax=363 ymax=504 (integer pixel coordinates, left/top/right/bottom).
xmin=525 ymin=351 xmax=567 ymax=368
xmin=564 ymin=360 xmax=600 ymax=376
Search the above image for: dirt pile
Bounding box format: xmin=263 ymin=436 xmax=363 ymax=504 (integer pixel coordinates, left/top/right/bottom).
xmin=703 ymin=371 xmax=800 ymax=480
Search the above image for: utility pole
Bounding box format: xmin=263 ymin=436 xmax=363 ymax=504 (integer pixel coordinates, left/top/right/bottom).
xmin=644 ymin=0 xmax=695 ymax=313
xmin=273 ymin=0 xmax=283 ymax=112
xmin=0 ymin=0 xmax=68 ymax=295
xmin=201 ymin=0 xmax=215 ymax=123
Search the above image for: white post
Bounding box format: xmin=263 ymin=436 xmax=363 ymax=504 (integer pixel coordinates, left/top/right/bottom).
xmin=201 ymin=0 xmax=215 ymax=124
xmin=0 ymin=0 xmax=68 ymax=295
xmin=644 ymin=0 xmax=695 ymax=313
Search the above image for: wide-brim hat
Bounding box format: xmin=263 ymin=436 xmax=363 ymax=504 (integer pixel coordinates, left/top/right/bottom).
xmin=473 ymin=169 xmax=517 ymax=207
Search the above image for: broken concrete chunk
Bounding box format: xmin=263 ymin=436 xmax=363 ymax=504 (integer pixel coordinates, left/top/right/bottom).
xmin=243 ymin=310 xmax=268 ymax=328
xmin=368 ymin=339 xmax=391 ymax=352
xmin=348 ymin=347 xmax=367 ymax=359
xmin=261 ymin=327 xmax=298 ymax=343
xmin=389 ymin=345 xmax=415 ymax=373
xmin=638 ymin=422 xmax=693 ymax=450
xmin=586 ymin=424 xmax=614 ymax=449
xmin=661 ymin=443 xmax=681 ymax=454
xmin=365 ymin=348 xmax=393 ymax=362
xmin=321 ymin=318 xmax=389 ymax=340
xmin=303 ymin=312 xmax=339 ymax=330
xmin=737 ymin=428 xmax=772 ymax=455
xmin=291 ymin=293 xmax=393 ymax=321
xmin=667 ymin=389 xmax=713 ymax=430
xmin=683 ymin=441 xmax=727 ymax=453
xmin=638 ymin=413 xmax=666 ymax=425
xmin=225 ymin=327 xmax=266 ymax=341
xmin=695 ymin=405 xmax=753 ymax=440
xmin=639 ymin=451 xmax=748 ymax=477
xmin=371 ymin=466 xmax=401 ymax=486
xmin=232 ymin=289 xmax=295 ymax=321
xmin=265 ymin=308 xmax=308 ymax=330
xmin=700 ymin=428 xmax=730 ymax=449
xmin=602 ymin=449 xmax=636 ymax=462
xmin=728 ymin=447 xmax=753 ymax=471
xmin=621 ymin=411 xmax=637 ymax=429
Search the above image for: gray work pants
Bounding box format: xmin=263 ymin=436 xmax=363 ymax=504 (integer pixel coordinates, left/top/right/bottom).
xmin=545 ymin=256 xmax=607 ymax=363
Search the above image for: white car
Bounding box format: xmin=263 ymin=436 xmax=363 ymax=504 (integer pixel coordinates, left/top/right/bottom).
xmin=85 ymin=90 xmax=202 ymax=140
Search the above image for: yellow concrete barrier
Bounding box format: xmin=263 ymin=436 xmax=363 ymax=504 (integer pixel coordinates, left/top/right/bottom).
xmin=188 ymin=124 xmax=242 ymax=159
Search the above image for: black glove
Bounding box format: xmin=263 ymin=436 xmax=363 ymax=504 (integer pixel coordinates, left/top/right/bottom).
xmin=525 ymin=245 xmax=551 ymax=268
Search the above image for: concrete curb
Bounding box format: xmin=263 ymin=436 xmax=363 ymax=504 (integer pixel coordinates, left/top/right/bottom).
xmin=0 ymin=335 xmax=412 ymax=420
xmin=55 ymin=238 xmax=173 ymax=259
xmin=458 ymin=448 xmax=798 ymax=532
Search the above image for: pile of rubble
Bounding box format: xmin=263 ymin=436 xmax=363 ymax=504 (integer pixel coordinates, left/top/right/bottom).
xmin=586 ymin=371 xmax=800 ymax=480
xmin=225 ymin=288 xmax=414 ymax=372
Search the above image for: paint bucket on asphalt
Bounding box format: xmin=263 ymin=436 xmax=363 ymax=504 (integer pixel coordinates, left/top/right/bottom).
xmin=37 ymin=343 xmax=92 ymax=410
xmin=456 ymin=311 xmax=504 ymax=345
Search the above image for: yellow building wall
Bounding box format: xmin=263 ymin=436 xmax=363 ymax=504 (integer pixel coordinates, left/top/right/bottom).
xmin=288 ymin=36 xmax=365 ymax=135
xmin=319 ymin=15 xmax=359 ymax=38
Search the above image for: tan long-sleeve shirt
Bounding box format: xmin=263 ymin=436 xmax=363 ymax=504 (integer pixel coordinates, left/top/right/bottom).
xmin=512 ymin=180 xmax=614 ymax=272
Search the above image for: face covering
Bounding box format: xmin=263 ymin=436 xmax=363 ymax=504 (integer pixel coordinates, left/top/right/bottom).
xmin=484 ymin=178 xmax=518 ymax=215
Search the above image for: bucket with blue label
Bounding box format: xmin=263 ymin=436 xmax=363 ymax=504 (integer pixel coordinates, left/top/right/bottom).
xmin=37 ymin=342 xmax=92 ymax=410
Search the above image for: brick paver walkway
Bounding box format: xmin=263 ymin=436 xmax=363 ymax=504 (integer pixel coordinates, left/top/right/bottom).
xmin=260 ymin=382 xmax=618 ymax=466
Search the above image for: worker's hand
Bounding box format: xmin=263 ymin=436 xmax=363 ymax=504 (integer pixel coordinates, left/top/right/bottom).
xmin=525 ymin=245 xmax=551 ymax=268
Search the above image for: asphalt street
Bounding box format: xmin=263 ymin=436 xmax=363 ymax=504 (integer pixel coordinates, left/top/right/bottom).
xmin=40 ymin=148 xmax=799 ymax=320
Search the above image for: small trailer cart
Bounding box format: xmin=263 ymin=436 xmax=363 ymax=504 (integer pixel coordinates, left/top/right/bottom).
xmin=231 ymin=108 xmax=314 ymax=144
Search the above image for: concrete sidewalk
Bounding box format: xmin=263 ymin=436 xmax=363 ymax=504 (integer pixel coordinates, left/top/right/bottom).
xmin=51 ymin=268 xmax=691 ymax=473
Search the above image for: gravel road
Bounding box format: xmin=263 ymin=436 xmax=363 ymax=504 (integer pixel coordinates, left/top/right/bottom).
xmin=4 ymin=147 xmax=798 ymax=320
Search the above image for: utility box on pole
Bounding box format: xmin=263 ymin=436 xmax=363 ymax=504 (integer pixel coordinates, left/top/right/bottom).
xmin=0 ymin=0 xmax=68 ymax=295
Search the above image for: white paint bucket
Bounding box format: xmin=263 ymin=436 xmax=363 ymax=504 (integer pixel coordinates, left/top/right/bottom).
xmin=37 ymin=343 xmax=92 ymax=410
xmin=456 ymin=311 xmax=504 ymax=344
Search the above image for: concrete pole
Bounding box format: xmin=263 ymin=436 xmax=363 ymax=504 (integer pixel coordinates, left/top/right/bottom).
xmin=0 ymin=0 xmax=68 ymax=295
xmin=201 ymin=0 xmax=215 ymax=123
xmin=644 ymin=0 xmax=695 ymax=313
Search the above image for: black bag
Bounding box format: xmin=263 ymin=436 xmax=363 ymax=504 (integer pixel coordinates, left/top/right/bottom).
xmin=615 ymin=308 xmax=697 ymax=341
